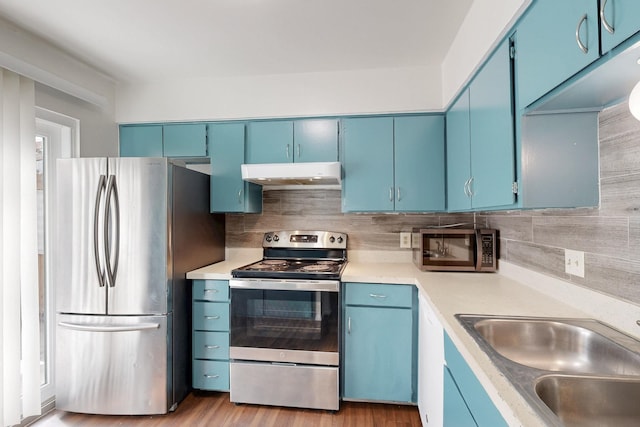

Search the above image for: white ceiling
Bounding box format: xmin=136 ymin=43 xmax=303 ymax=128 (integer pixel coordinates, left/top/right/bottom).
xmin=0 ymin=0 xmax=473 ymax=84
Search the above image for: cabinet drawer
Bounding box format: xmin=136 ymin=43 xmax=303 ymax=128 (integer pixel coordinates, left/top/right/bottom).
xmin=194 ymin=331 xmax=229 ymax=360
xmin=193 ymin=280 xmax=229 ymax=302
xmin=344 ymin=283 xmax=414 ymax=308
xmin=193 ymin=302 xmax=230 ymax=331
xmin=193 ymin=360 xmax=229 ymax=391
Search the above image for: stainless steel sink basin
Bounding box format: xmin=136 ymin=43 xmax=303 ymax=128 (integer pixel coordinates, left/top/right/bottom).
xmin=472 ymin=317 xmax=640 ymax=375
xmin=535 ymin=375 xmax=640 ymax=427
xmin=456 ymin=315 xmax=640 ymax=426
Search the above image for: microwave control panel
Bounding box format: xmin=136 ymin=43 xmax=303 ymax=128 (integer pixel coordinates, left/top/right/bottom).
xmin=479 ymin=233 xmax=496 ymax=270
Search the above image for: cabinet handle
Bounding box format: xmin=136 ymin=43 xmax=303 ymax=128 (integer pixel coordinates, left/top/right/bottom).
xmin=237 ymin=189 xmax=242 ymax=204
xmin=296 ymin=144 xmax=301 ymax=158
xmin=348 ymin=316 xmax=351 ymax=334
xmin=600 ymin=0 xmax=614 ymax=34
xmin=204 ymin=374 xmax=220 ymax=379
xmin=205 ymin=345 xmax=220 ymax=349
xmin=369 ymin=293 xmax=388 ymax=299
xmin=396 ymin=187 xmax=402 ymax=202
xmin=463 ymin=177 xmax=472 ymax=197
xmin=286 ymin=144 xmax=290 ymax=159
xmin=389 ymin=187 xmax=394 ymax=202
xmin=468 ymin=177 xmax=475 ymax=197
xmin=205 ymin=315 xmax=220 ymax=320
xmin=575 ymin=13 xmax=589 ymax=54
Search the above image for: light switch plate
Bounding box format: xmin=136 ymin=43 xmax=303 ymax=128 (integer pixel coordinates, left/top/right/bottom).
xmin=565 ymin=249 xmax=585 ymax=278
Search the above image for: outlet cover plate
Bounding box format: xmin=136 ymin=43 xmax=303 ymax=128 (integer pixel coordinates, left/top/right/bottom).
xmin=400 ymin=232 xmax=412 ymax=248
xmin=565 ymin=249 xmax=585 ymax=278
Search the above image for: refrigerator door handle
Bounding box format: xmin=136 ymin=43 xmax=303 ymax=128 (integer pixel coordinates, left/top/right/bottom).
xmin=58 ymin=321 xmax=160 ymax=332
xmin=94 ymin=175 xmax=107 ymax=287
xmin=104 ymin=174 xmax=120 ymax=288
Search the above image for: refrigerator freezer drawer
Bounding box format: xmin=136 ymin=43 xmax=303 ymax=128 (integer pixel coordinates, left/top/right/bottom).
xmin=56 ymin=314 xmax=170 ymax=415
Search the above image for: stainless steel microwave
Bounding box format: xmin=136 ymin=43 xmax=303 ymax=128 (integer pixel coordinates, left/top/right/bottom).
xmin=412 ymin=228 xmax=497 ymax=272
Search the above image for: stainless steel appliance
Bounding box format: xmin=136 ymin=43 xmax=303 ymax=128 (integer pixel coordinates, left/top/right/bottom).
xmin=412 ymin=227 xmax=497 ymax=272
xmin=229 ymin=230 xmax=347 ymax=411
xmin=54 ymin=157 xmax=225 ymax=415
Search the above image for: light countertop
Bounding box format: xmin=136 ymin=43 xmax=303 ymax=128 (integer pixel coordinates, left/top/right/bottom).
xmin=187 ymin=251 xmax=639 ymax=427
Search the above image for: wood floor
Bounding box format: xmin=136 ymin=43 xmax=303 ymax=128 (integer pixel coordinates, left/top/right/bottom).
xmin=30 ymin=391 xmax=422 ymax=427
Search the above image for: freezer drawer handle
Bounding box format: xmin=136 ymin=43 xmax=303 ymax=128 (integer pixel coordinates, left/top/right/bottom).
xmin=58 ymin=321 xmax=160 ymax=332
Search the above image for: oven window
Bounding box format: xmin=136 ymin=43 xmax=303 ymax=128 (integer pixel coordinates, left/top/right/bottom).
xmin=230 ymin=289 xmax=338 ymax=352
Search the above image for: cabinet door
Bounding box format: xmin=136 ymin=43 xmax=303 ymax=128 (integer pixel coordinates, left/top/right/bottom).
xmin=600 ymin=0 xmax=640 ymax=53
xmin=444 ymin=366 xmax=477 ymax=427
xmin=446 ymin=89 xmax=472 ymax=211
xmin=394 ymin=115 xmax=445 ymax=212
xmin=469 ymin=38 xmax=516 ymax=209
xmin=341 ymin=117 xmax=394 ymax=212
xmin=119 ymin=125 xmax=163 ymax=157
xmin=343 ymin=305 xmax=413 ymax=402
xmin=246 ymin=121 xmax=294 ymax=164
xmin=516 ymin=0 xmax=599 ymax=109
xmin=163 ymin=123 xmax=207 ymax=157
xmin=209 ymin=123 xmax=262 ymax=213
xmin=293 ymin=119 xmax=339 ymax=162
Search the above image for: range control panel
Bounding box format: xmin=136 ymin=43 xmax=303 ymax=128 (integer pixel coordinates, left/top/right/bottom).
xmin=263 ymin=231 xmax=347 ymax=249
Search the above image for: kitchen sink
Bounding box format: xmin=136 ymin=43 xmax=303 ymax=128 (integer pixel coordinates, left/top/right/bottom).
xmin=456 ymin=315 xmax=640 ymax=426
xmin=535 ymin=375 xmax=640 ymax=427
xmin=472 ymin=317 xmax=640 ymax=375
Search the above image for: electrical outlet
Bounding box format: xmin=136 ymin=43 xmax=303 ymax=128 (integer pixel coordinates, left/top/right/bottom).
xmin=400 ymin=232 xmax=412 ymax=248
xmin=565 ymin=249 xmax=585 ymax=278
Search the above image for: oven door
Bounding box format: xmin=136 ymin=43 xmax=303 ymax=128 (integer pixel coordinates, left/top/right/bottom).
xmin=229 ymin=279 xmax=339 ymax=366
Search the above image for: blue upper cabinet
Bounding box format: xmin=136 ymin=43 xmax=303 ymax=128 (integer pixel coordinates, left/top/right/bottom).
xmin=342 ymin=115 xmax=445 ymax=213
xmin=469 ymin=38 xmax=516 ymax=209
xmin=246 ymin=121 xmax=293 ymax=164
xmin=342 ymin=117 xmax=395 ymax=212
xmin=246 ymin=119 xmax=339 ymax=164
xmin=599 ymin=0 xmax=640 ymax=54
xmin=446 ymin=89 xmax=472 ymax=212
xmin=446 ymin=39 xmax=515 ymax=211
xmin=394 ymin=116 xmax=445 ymax=212
xmin=163 ymin=123 xmax=207 ymax=157
xmin=119 ymin=125 xmax=163 ymax=157
xmin=516 ymin=0 xmax=599 ymax=110
xmin=209 ymin=123 xmax=261 ymax=213
xmin=119 ymin=123 xmax=207 ymax=158
xmin=293 ymin=119 xmax=339 ymax=162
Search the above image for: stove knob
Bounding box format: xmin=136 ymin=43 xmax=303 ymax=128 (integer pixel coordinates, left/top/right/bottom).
xmin=273 ymin=234 xmax=280 ymax=242
xmin=265 ymin=235 xmax=272 ymax=242
xmin=329 ymin=236 xmax=335 ymax=243
xmin=337 ymin=236 xmax=344 ymax=244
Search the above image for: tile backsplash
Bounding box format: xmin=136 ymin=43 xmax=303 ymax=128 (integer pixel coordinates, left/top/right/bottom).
xmin=226 ymin=102 xmax=640 ymax=305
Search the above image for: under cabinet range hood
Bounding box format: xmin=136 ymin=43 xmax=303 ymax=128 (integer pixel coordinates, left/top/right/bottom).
xmin=241 ymin=162 xmax=341 ymax=186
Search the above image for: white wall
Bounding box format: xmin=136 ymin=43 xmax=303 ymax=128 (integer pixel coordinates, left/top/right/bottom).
xmin=115 ymin=65 xmax=442 ymax=123
xmin=0 ymin=16 xmax=118 ymax=157
xmin=441 ymin=0 xmax=531 ymax=107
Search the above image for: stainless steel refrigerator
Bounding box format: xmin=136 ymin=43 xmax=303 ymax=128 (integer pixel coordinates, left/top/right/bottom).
xmin=54 ymin=157 xmax=225 ymax=415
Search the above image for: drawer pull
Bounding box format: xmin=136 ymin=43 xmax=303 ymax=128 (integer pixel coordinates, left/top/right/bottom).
xmin=369 ymin=293 xmax=388 ymax=299
xmin=205 ymin=345 xmax=220 ymax=350
xmin=204 ymin=289 xmax=219 ymax=293
xmin=205 ymin=315 xmax=221 ymax=320
xmin=204 ymin=374 xmax=220 ymax=379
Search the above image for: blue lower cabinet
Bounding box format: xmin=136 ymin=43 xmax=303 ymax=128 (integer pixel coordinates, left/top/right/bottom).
xmin=193 ymin=360 xmax=230 ymax=391
xmin=444 ymin=366 xmax=477 ymax=427
xmin=192 ymin=280 xmax=230 ymax=392
xmin=342 ymin=283 xmax=417 ymax=403
xmin=444 ymin=333 xmax=507 ymax=427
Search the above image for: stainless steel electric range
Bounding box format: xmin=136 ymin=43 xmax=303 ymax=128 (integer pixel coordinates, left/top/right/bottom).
xmin=229 ymin=230 xmax=347 ymax=411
